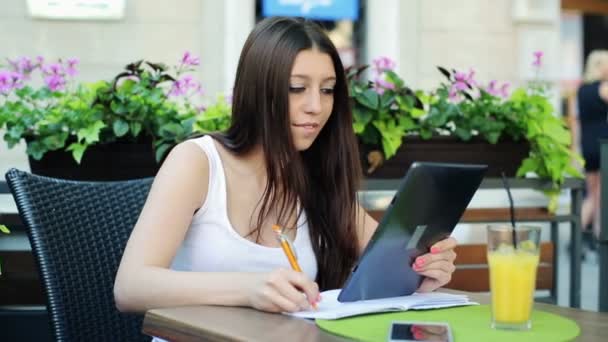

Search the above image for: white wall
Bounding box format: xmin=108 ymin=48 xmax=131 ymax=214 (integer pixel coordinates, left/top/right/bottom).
xmin=367 ymin=0 xmax=560 ymax=93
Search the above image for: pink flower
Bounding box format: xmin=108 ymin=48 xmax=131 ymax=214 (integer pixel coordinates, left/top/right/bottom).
xmin=372 ymin=56 xmax=396 ymax=72
xmin=486 ymin=80 xmax=500 ymax=96
xmin=181 ymin=51 xmax=200 ymax=67
xmin=486 ymin=80 xmax=510 ymax=98
xmin=65 ymin=58 xmax=79 ymax=77
xmin=169 ymin=75 xmax=203 ymax=97
xmin=44 ymin=74 xmax=66 ymax=91
xmin=373 ymin=77 xmax=395 ymax=95
xmin=453 ymin=71 xmax=469 ymax=91
xmin=499 ymin=82 xmax=510 ymax=98
xmin=532 ymin=51 xmax=543 ymax=68
xmin=0 ymin=71 xmax=23 ymax=95
xmin=448 ymin=84 xmax=461 ymax=103
xmin=42 ymin=63 xmax=64 ymax=76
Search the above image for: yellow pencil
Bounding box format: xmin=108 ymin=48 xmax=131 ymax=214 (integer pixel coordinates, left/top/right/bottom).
xmin=272 ymin=224 xmax=317 ymax=310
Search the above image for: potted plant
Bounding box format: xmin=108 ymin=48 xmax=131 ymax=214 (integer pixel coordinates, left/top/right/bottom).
xmin=0 ymin=53 xmax=231 ymax=181
xmin=349 ymin=53 xmax=584 ymax=211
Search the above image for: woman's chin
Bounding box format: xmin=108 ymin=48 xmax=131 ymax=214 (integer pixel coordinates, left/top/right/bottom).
xmin=294 ymin=138 xmax=315 ymax=151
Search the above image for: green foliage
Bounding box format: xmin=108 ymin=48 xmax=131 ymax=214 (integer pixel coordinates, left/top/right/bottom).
xmin=348 ymin=60 xmax=584 ymax=210
xmin=0 ymin=56 xmax=232 ymax=164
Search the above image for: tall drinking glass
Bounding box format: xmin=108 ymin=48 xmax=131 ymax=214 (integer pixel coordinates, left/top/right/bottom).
xmin=487 ymin=225 xmax=541 ymax=330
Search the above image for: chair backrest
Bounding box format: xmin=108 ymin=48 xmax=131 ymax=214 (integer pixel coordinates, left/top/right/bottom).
xmin=5 ymin=168 xmax=153 ymax=342
xmin=445 ymin=243 xmax=554 ymax=292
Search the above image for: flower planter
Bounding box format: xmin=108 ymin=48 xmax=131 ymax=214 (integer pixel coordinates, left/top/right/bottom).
xmin=362 ymin=136 xmax=530 ymax=179
xmin=27 ymin=138 xmax=161 ymax=181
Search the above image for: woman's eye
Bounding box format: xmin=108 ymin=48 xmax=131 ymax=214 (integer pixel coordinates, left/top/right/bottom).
xmin=321 ymin=88 xmax=335 ymax=95
xmin=289 ymin=86 xmax=305 ymax=93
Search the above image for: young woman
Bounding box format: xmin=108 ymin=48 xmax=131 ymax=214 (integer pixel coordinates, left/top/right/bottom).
xmin=114 ymin=16 xmax=457 ymax=314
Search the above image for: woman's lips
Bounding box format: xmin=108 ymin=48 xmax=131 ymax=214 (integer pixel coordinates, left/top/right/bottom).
xmin=293 ymin=122 xmax=320 ymax=133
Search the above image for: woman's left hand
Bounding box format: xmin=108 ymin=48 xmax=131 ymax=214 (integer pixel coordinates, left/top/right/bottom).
xmin=414 ymin=237 xmax=458 ymax=292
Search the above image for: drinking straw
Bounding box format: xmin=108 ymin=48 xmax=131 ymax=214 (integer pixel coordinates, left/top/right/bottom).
xmin=501 ymin=172 xmax=517 ymax=249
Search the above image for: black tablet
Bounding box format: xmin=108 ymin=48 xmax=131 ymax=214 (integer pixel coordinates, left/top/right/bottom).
xmin=338 ymin=162 xmax=487 ymax=302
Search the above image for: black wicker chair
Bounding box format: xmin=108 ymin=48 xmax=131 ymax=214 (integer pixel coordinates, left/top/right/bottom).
xmin=5 ymin=168 xmax=153 ymax=341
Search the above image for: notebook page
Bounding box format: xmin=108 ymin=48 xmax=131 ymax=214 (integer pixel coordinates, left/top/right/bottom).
xmin=287 ymin=289 xmax=475 ymax=320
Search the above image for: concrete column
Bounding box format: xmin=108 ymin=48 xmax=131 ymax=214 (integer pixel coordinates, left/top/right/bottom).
xmin=224 ymin=0 xmax=255 ymax=94
xmin=365 ymin=0 xmax=401 ymax=73
xmin=512 ymin=0 xmax=561 ymax=112
xmin=200 ymin=0 xmax=255 ymax=96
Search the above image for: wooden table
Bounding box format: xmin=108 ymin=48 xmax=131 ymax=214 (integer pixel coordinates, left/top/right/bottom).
xmin=143 ymin=291 xmax=608 ymax=341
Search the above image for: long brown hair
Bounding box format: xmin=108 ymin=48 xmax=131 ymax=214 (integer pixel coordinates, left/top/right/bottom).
xmin=213 ymin=17 xmax=362 ymax=290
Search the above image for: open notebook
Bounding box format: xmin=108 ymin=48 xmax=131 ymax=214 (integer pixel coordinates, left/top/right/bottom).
xmin=287 ymin=289 xmax=477 ymax=320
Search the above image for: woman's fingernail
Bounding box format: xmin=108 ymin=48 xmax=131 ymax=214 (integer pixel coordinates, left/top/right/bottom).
xmin=431 ymin=247 xmax=440 ymax=254
xmin=416 ymin=258 xmax=425 ymax=266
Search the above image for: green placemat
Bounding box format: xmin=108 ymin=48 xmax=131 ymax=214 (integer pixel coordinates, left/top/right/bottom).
xmin=316 ymin=305 xmax=580 ymax=342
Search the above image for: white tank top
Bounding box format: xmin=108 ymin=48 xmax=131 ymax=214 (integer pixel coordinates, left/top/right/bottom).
xmin=169 ymin=135 xmax=318 ymax=280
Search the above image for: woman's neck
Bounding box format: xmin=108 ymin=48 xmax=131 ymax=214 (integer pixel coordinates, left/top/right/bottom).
xmin=234 ymin=143 xmax=267 ymax=182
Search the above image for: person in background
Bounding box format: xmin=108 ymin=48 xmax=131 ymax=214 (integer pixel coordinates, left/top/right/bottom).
xmin=113 ymin=16 xmax=457 ymax=316
xmin=576 ymin=50 xmax=608 ymax=245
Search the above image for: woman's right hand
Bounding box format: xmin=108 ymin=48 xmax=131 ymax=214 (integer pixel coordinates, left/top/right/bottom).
xmin=248 ymin=268 xmax=320 ymax=313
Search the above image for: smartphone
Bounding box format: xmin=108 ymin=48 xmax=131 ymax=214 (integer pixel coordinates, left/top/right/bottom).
xmin=387 ymin=321 xmax=453 ymax=342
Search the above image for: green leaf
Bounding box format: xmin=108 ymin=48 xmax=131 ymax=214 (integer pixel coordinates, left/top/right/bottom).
xmin=113 ymin=119 xmax=129 ymax=137
xmin=372 ymin=120 xmax=404 ymax=159
xmin=356 ymin=89 xmax=379 ymax=110
xmin=353 ymin=106 xmax=373 ymax=127
xmin=410 ymin=107 xmax=426 ymax=118
xmin=26 ymin=141 xmax=46 ymax=160
xmin=67 ymin=143 xmax=87 ymax=164
xmin=155 ymin=143 xmax=172 ymax=162
xmin=130 ymin=122 xmax=143 ymax=137
xmin=379 ymin=92 xmax=395 ymax=110
xmin=77 ymin=121 xmax=106 ymax=144
xmin=0 ymin=224 xmax=10 ymax=234
xmin=159 ymin=123 xmax=185 ymax=138
xmin=516 ymin=157 xmax=540 ymax=177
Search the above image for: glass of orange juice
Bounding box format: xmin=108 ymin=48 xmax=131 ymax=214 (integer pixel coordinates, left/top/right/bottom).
xmin=487 ymin=225 xmax=541 ymax=330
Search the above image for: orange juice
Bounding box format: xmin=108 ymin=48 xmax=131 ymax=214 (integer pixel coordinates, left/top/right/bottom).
xmin=488 ymin=249 xmax=539 ymax=325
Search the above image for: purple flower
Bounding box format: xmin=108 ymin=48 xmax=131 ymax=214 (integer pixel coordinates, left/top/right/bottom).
xmin=448 ymin=85 xmax=461 ymax=103
xmin=486 ymin=80 xmax=500 ymax=96
xmin=372 ymin=77 xmax=395 ymax=95
xmin=532 ymin=51 xmax=543 ymax=68
xmin=44 ymin=74 xmax=66 ymax=91
xmin=169 ymin=75 xmax=202 ymax=97
xmin=65 ymin=58 xmax=79 ymax=77
xmin=486 ymin=80 xmax=510 ymax=99
xmin=42 ymin=63 xmax=64 ymax=76
xmin=181 ymin=51 xmax=200 ymax=67
xmin=7 ymin=57 xmax=37 ymax=81
xmin=372 ymin=56 xmax=396 ymax=73
xmin=499 ymin=82 xmax=510 ymax=98
xmin=452 ymin=71 xmax=469 ymax=91
xmin=0 ymin=70 xmax=23 ymax=95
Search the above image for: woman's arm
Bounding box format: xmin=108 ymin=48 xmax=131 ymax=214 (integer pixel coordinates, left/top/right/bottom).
xmin=113 ymin=141 xmax=319 ymax=313
xmin=114 ymin=141 xmax=250 ymax=311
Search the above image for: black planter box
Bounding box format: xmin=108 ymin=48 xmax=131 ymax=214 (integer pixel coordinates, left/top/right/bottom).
xmin=363 ymin=136 xmax=530 ymax=178
xmin=28 ymin=140 xmax=160 ymax=181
